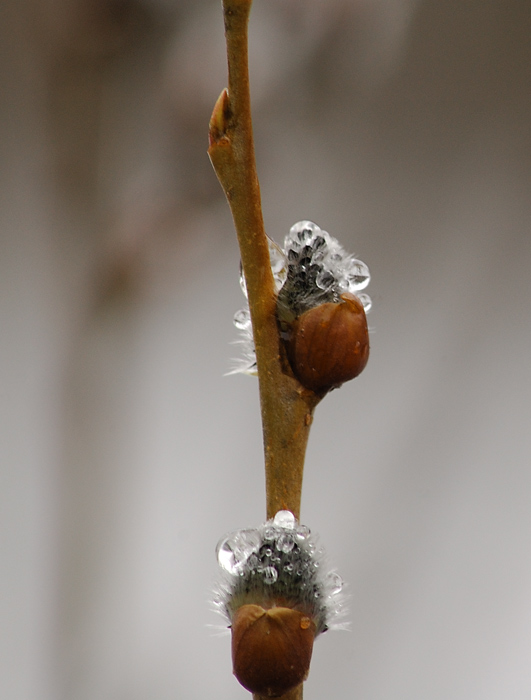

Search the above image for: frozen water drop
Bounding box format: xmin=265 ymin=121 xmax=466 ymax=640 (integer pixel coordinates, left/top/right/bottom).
xmin=345 ymin=259 xmax=370 ymax=291
xmin=276 ymin=533 xmax=295 ymax=554
xmin=326 ymin=571 xmax=344 ymax=595
xmin=273 ymin=511 xmax=296 ymax=529
xmin=233 ymin=308 xmax=251 ymax=330
xmin=357 ymin=293 xmax=372 ymax=313
xmin=263 ymin=566 xmax=278 ymax=585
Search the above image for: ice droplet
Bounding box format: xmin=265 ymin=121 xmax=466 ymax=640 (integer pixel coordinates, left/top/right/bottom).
xmin=263 ymin=566 xmax=278 ymax=585
xmin=233 ymin=308 xmax=251 ymax=330
xmin=273 ymin=510 xmax=296 ymax=529
xmin=357 ymin=293 xmax=372 ymax=313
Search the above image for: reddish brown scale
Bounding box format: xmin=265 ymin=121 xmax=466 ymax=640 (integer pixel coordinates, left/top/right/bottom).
xmin=286 ymin=292 xmax=369 ymax=393
xmin=231 ymin=604 xmax=316 ymax=697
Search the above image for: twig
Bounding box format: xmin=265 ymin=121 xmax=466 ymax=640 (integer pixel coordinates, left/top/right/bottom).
xmin=208 ymin=0 xmax=320 ymax=523
xmin=254 ymin=688 xmax=303 ymax=700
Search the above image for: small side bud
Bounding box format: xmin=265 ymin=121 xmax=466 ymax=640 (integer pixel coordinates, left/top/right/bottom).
xmin=286 ymin=292 xmax=369 ymax=393
xmin=231 ymin=604 xmax=316 ymax=697
xmin=209 ymin=88 xmax=231 ymax=146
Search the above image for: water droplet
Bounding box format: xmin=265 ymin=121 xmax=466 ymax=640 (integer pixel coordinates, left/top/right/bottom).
xmin=295 ymin=525 xmax=311 ymax=541
xmin=273 ymin=511 xmax=296 ymax=529
xmin=316 ymin=269 xmax=335 ymax=290
xmin=326 ymin=572 xmax=344 ymax=595
xmin=276 ymin=534 xmax=295 ymax=554
xmin=286 ymin=221 xmax=321 ymax=250
xmin=268 ymin=238 xmax=288 ymax=291
xmin=263 ymin=566 xmax=278 ymax=585
xmin=284 ymin=563 xmax=294 ymax=573
xmin=247 ymin=554 xmax=259 ymax=570
xmin=300 ymin=616 xmax=311 ymax=630
xmin=357 ymin=293 xmax=372 ymax=313
xmin=345 ymin=259 xmax=370 ymax=291
xmin=239 ymin=265 xmax=248 ymax=298
xmin=262 ymin=526 xmax=276 ymax=541
xmin=233 ymin=308 xmax=251 ymax=330
xmin=216 ymin=529 xmax=261 ymax=575
xmin=328 ymin=250 xmax=343 ymax=263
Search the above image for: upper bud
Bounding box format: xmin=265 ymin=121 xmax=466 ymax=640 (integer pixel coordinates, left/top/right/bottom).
xmin=286 ymin=292 xmax=369 ymax=393
xmin=230 ymin=221 xmax=372 ymax=386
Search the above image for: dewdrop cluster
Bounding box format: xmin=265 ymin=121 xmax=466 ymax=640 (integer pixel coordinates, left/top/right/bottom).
xmin=230 ymin=221 xmax=371 ymax=374
xmin=213 ymin=510 xmax=345 ymax=635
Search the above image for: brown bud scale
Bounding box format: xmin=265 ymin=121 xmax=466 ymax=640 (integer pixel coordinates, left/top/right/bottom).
xmin=231 ymin=604 xmax=316 ymax=698
xmin=286 ymin=292 xmax=369 ymax=393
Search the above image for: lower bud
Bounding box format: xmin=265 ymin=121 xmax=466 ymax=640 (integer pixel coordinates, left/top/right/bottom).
xmin=286 ymin=292 xmax=370 ymax=393
xmin=231 ymin=604 xmax=316 ymax=697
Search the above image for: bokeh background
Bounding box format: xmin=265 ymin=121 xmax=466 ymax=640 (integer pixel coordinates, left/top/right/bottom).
xmin=2 ymin=1 xmax=531 ymax=699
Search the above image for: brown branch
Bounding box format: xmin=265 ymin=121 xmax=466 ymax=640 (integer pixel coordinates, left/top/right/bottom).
xmin=208 ymin=3 xmax=323 ymax=698
xmin=208 ymin=0 xmax=320 ymax=524
xmin=254 ymin=688 xmax=303 ymax=700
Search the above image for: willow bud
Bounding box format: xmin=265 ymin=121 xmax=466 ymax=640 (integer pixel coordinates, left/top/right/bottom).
xmin=214 ymin=511 xmax=346 ymax=696
xmin=231 ymin=604 xmax=316 ymax=697
xmin=230 ymin=221 xmax=372 ymax=379
xmin=286 ymin=292 xmax=369 ymax=393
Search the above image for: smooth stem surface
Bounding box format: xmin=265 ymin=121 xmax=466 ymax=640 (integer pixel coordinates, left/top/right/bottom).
xmin=254 ymin=687 xmax=303 ymax=700
xmin=208 ymin=0 xmax=320 ymax=522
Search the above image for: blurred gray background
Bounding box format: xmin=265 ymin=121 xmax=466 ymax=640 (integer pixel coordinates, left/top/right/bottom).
xmin=1 ymin=1 xmax=530 ymax=699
